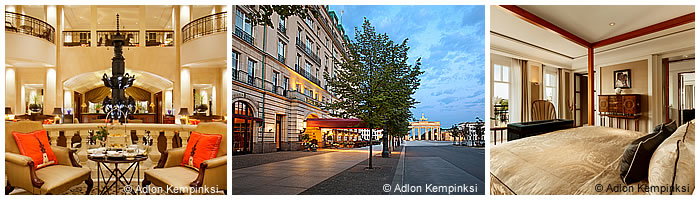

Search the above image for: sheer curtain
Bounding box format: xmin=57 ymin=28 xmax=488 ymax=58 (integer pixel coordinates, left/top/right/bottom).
xmin=509 ymin=58 xmax=526 ymax=123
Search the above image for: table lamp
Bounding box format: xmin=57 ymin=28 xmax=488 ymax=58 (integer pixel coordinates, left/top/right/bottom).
xmin=52 ymin=108 xmax=62 ymax=124
xmin=178 ymin=108 xmax=190 ymax=124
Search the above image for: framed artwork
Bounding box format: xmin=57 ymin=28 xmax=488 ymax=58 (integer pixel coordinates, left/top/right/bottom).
xmin=613 ymin=69 xmax=631 ymax=89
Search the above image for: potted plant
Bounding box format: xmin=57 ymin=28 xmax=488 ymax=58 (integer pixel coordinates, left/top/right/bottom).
xmin=194 ymin=93 xmax=208 ymax=113
xmin=94 ymin=103 xmax=102 ymax=114
xmin=28 ymin=96 xmax=42 ymax=113
xmin=90 ymin=126 xmax=109 ymax=147
xmin=300 ymin=133 xmax=311 ymax=151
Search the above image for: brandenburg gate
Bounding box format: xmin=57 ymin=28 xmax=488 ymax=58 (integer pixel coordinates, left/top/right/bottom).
xmin=406 ymin=113 xmax=442 ymax=141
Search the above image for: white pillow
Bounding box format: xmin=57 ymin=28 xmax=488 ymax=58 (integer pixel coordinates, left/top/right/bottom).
xmin=648 ymin=120 xmax=694 ymax=195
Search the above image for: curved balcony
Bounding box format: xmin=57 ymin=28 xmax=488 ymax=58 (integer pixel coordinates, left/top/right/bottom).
xmin=182 ymin=12 xmax=227 ymax=43
xmin=5 ymin=11 xmax=55 ymax=43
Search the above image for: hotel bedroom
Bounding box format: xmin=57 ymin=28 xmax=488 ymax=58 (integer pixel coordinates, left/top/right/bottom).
xmin=489 ymin=5 xmax=695 ymax=195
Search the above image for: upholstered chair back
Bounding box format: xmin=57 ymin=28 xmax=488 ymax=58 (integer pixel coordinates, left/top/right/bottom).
xmin=193 ymin=122 xmax=227 ymax=157
xmin=5 ymin=121 xmax=45 ymax=154
xmin=531 ymin=100 xmax=557 ymax=121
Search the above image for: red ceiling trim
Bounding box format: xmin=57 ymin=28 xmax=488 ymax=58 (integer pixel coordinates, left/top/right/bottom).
xmin=592 ymin=13 xmax=695 ymax=48
xmin=499 ymin=5 xmax=591 ymax=47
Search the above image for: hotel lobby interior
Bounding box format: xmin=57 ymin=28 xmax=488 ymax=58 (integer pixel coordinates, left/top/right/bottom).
xmin=5 ymin=5 xmax=228 ymax=194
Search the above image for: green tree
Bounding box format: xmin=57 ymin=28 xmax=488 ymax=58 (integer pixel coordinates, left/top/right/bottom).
xmin=324 ymin=19 xmax=422 ymax=168
xmin=243 ymin=5 xmax=318 ymax=27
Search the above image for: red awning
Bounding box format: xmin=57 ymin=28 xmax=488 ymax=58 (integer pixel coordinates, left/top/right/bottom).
xmin=306 ymin=118 xmax=368 ymax=129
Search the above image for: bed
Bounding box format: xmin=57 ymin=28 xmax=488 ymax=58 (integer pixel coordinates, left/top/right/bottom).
xmin=490 ymin=123 xmax=694 ymax=195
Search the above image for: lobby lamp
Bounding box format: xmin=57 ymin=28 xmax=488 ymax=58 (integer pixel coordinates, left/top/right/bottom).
xmin=178 ymin=108 xmax=190 ymax=124
xmin=5 ymin=107 xmax=14 ymax=121
xmin=52 ymin=108 xmax=62 ymax=124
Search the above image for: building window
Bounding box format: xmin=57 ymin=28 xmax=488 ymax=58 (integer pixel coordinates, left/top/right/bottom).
xmin=278 ymin=40 xmax=286 ymax=62
xmin=305 ymin=62 xmax=312 ymax=78
xmin=295 ymin=54 xmax=301 ymax=72
xmin=235 ymin=9 xmax=253 ymax=35
xmin=305 ymin=17 xmax=313 ymax=30
xmin=304 ymin=87 xmax=311 ymax=96
xmin=283 ymin=77 xmax=289 ymax=93
xmin=247 ymin=59 xmax=256 ymax=85
xmin=544 ymin=67 xmax=558 ymax=108
xmin=306 ymin=37 xmax=313 ymax=53
xmin=493 ymin=64 xmax=510 ymax=125
xmin=273 ymin=71 xmax=279 ymax=93
xmin=232 ymin=51 xmax=239 ymax=79
xmin=296 ymin=83 xmax=302 ymax=92
xmin=278 ymin=15 xmax=286 ymax=34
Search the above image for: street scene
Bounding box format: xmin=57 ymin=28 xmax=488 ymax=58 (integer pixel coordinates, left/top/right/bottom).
xmin=232 ymin=5 xmax=484 ymax=195
xmin=231 ymin=141 xmax=484 ymax=195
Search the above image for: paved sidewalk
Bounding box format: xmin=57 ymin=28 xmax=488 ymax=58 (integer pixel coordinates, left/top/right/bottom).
xmin=232 ymin=151 xmax=330 ymax=170
xmin=231 ymin=145 xmax=383 ymax=195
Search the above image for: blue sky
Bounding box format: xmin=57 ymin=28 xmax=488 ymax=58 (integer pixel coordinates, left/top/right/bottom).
xmin=329 ymin=5 xmax=485 ymax=128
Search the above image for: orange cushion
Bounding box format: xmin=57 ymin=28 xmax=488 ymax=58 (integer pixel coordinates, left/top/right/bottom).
xmin=12 ymin=130 xmax=58 ymax=169
xmin=181 ymin=131 xmax=222 ymax=171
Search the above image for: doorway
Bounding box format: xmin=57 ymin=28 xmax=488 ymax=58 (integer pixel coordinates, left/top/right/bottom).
xmin=233 ymin=101 xmax=254 ymax=154
xmin=574 ymin=73 xmax=588 ymax=127
xmin=678 ymin=72 xmax=695 ymax=124
xmin=664 ymin=56 xmax=695 ymax=126
xmin=275 ymin=114 xmax=283 ymax=151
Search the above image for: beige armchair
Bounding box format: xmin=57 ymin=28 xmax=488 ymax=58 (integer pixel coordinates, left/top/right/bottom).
xmin=5 ymin=121 xmax=92 ymax=195
xmin=142 ymin=122 xmax=227 ymax=194
xmin=531 ymin=100 xmax=557 ymax=121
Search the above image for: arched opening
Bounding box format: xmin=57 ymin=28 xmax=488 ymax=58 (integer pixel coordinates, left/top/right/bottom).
xmin=63 ymin=68 xmax=174 ymax=123
xmin=233 ymin=100 xmax=256 ymax=154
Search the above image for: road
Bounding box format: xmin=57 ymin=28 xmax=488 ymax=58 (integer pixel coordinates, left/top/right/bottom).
xmin=392 ymin=140 xmax=485 ymax=195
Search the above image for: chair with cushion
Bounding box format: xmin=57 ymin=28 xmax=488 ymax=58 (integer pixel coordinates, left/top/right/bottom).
xmin=5 ymin=121 xmax=92 ymax=195
xmin=142 ymin=122 xmax=227 ymax=194
xmin=531 ymin=100 xmax=557 ymax=121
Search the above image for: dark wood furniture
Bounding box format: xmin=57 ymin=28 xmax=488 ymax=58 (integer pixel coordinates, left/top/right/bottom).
xmin=15 ymin=113 xmax=55 ymax=122
xmin=162 ymin=115 xmax=175 ymax=124
xmin=88 ymin=155 xmax=147 ymax=195
xmin=599 ymin=94 xmax=642 ymax=131
xmin=507 ymin=119 xmax=574 ymax=141
xmin=190 ymin=114 xmax=224 ymax=122
xmin=81 ymin=113 xmax=156 ymax=123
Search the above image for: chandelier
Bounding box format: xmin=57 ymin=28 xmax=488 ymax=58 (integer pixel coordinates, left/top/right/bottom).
xmin=101 ymin=14 xmax=136 ymax=123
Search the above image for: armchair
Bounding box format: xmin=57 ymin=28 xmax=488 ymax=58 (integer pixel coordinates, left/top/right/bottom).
xmin=5 ymin=121 xmax=92 ymax=195
xmin=142 ymin=122 xmax=227 ymax=194
xmin=531 ymin=100 xmax=557 ymax=121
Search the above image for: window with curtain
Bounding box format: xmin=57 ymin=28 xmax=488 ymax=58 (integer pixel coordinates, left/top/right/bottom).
xmin=544 ymin=68 xmax=558 ymax=108
xmin=493 ymin=64 xmax=510 ymax=125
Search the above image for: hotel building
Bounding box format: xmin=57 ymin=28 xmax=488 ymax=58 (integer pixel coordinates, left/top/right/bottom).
xmin=232 ymin=5 xmax=354 ymax=154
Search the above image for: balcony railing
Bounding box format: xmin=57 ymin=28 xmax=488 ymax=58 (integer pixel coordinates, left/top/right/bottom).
xmin=97 ymin=30 xmax=140 ymax=46
xmin=63 ymin=31 xmax=90 ymax=47
xmin=277 ymin=54 xmax=285 ymax=63
xmin=296 ymin=37 xmax=321 ymax=65
xmin=234 ymin=26 xmax=254 ymax=46
xmin=183 ymin=12 xmax=227 ymax=43
xmin=289 ymin=90 xmax=323 ymax=107
xmin=145 ymin=30 xmax=174 ymax=47
xmin=5 ymin=11 xmax=55 ymax=43
xmin=42 ymin=123 xmax=197 ymax=167
xmin=292 ymin=64 xmax=322 ymax=87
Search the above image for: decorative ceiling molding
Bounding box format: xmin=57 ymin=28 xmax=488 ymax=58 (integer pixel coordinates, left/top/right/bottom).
xmin=499 ymin=5 xmax=591 ymax=47
xmin=592 ymin=13 xmax=695 ymax=48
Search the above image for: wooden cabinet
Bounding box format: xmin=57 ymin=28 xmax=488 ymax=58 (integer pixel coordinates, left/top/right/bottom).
xmin=163 ymin=115 xmax=175 ymax=124
xmin=599 ymin=94 xmax=642 ymax=131
xmin=599 ymin=94 xmax=641 ymax=118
